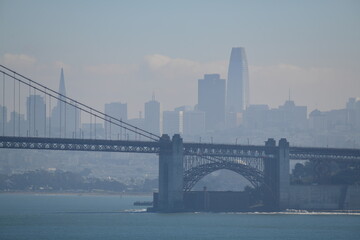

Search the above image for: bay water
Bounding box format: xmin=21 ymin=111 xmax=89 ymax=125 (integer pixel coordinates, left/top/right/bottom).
xmin=0 ymin=193 xmax=359 ymax=240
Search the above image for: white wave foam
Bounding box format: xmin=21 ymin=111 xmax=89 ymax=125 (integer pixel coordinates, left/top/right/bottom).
xmin=121 ymin=208 xmax=147 ymax=213
xmin=219 ymin=210 xmax=360 ymax=216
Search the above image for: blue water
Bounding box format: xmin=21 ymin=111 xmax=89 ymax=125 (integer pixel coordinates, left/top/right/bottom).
xmin=0 ymin=194 xmax=359 ymax=240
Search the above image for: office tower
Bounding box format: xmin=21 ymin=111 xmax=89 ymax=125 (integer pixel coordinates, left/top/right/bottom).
xmin=144 ymin=96 xmax=160 ymax=136
xmin=51 ymin=68 xmax=79 ymax=138
xmin=163 ymin=110 xmax=183 ymax=136
xmin=183 ymin=110 xmax=205 ymax=136
xmin=198 ymin=74 xmax=226 ymax=131
xmin=225 ymin=111 xmax=243 ymax=129
xmin=26 ymin=95 xmax=46 ymax=137
xmin=226 ymin=47 xmax=249 ymax=113
xmin=309 ymin=109 xmax=326 ymax=132
xmin=243 ymin=104 xmax=270 ymax=130
xmin=0 ymin=105 xmax=7 ymax=136
xmin=104 ymin=102 xmax=128 ymax=121
xmin=8 ymin=111 xmax=26 ymax=137
xmin=347 ymin=97 xmax=360 ymax=130
xmin=244 ymin=101 xmax=307 ymax=131
xmin=104 ymin=102 xmax=127 ymax=139
xmin=278 ymin=100 xmax=307 ymax=130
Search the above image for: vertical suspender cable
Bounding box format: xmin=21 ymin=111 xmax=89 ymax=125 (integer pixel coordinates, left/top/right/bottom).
xmin=18 ymin=75 xmax=20 ymax=136
xmin=95 ymin=115 xmax=97 ymax=139
xmin=105 ymin=116 xmax=107 ymax=140
xmin=13 ymin=73 xmax=15 ymax=136
xmin=34 ymin=88 xmax=36 ymax=136
xmin=0 ymin=65 xmax=160 ymax=141
xmin=49 ymin=96 xmax=51 ymax=138
xmin=64 ymin=100 xmax=67 ymax=138
xmin=44 ymin=89 xmax=47 ymax=137
xmin=2 ymin=73 xmax=5 ymax=136
xmin=90 ymin=110 xmax=92 ymax=139
xmin=74 ymin=103 xmax=77 ymax=138
xmin=59 ymin=95 xmax=62 ymax=138
xmin=79 ymin=109 xmax=81 ymax=138
xmin=28 ymin=80 xmax=31 ymax=137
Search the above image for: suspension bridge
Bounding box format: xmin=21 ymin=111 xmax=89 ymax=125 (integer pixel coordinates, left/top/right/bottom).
xmin=0 ymin=65 xmax=360 ymax=212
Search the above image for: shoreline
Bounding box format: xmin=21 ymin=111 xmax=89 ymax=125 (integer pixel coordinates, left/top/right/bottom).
xmin=2 ymin=192 xmax=359 ymax=215
xmin=0 ymin=191 xmax=153 ymax=197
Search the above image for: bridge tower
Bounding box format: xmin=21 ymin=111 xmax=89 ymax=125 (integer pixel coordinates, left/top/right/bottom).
xmin=278 ymin=138 xmax=290 ymax=209
xmin=264 ymin=138 xmax=290 ymax=210
xmin=157 ymin=134 xmax=184 ymax=212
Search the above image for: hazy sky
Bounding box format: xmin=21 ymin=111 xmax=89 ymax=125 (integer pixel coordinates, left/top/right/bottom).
xmin=1 ymin=0 xmax=359 ymax=118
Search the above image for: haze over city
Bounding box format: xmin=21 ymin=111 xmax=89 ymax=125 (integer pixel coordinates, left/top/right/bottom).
xmin=1 ymin=1 xmax=360 ymax=239
xmin=1 ymin=0 xmax=359 ymax=118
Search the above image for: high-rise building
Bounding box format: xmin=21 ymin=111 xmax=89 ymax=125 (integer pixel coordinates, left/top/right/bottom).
xmin=144 ymin=95 xmax=160 ymax=136
xmin=8 ymin=111 xmax=26 ymax=137
xmin=277 ymin=100 xmax=307 ymax=130
xmin=198 ymin=74 xmax=225 ymax=131
xmin=104 ymin=102 xmax=127 ymax=139
xmin=27 ymin=95 xmax=46 ymax=137
xmin=104 ymin=102 xmax=127 ymax=121
xmin=51 ymin=68 xmax=80 ymax=138
xmin=0 ymin=105 xmax=7 ymax=136
xmin=51 ymin=69 xmax=65 ymax=137
xmin=347 ymin=97 xmax=360 ymax=130
xmin=162 ymin=110 xmax=183 ymax=136
xmin=226 ymin=47 xmax=249 ymax=113
xmin=183 ymin=110 xmax=205 ymax=136
xmin=244 ymin=101 xmax=307 ymax=131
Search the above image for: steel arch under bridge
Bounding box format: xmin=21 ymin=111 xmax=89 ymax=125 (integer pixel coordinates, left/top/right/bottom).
xmin=182 ymin=154 xmax=268 ymax=192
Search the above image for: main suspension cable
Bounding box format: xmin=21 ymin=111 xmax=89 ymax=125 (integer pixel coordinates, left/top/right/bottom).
xmin=0 ymin=65 xmax=160 ymax=141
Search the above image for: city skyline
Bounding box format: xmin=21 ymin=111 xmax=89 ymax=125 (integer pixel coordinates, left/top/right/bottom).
xmin=0 ymin=1 xmax=359 ymax=118
xmin=1 ymin=65 xmax=359 ymax=145
xmin=1 ymin=1 xmax=360 ymax=232
xmin=0 ymin=65 xmax=359 ymax=121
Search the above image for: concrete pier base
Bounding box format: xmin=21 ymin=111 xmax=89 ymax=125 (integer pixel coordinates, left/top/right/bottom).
xmin=157 ymin=134 xmax=184 ymax=212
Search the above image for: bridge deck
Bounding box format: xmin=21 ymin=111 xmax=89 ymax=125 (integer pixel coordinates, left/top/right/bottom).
xmin=0 ymin=136 xmax=160 ymax=154
xmin=289 ymin=146 xmax=360 ymax=160
xmin=1 ymin=136 xmax=360 ymax=160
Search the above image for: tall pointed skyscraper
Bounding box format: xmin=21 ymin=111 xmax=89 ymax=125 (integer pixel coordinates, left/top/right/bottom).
xmin=226 ymin=47 xmax=249 ymax=113
xmin=51 ymin=68 xmax=66 ymax=137
xmin=58 ymin=68 xmax=66 ymax=98
xmin=51 ymin=68 xmax=79 ymax=138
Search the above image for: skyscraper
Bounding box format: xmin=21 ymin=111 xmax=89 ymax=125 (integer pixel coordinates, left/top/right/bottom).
xmin=162 ymin=110 xmax=183 ymax=136
xmin=0 ymin=105 xmax=7 ymax=136
xmin=51 ymin=68 xmax=66 ymax=137
xmin=27 ymin=95 xmax=46 ymax=137
xmin=198 ymin=74 xmax=226 ymax=131
xmin=226 ymin=47 xmax=249 ymax=113
xmin=51 ymin=68 xmax=79 ymax=138
xmin=104 ymin=102 xmax=127 ymax=139
xmin=144 ymin=95 xmax=160 ymax=135
xmin=183 ymin=110 xmax=205 ymax=136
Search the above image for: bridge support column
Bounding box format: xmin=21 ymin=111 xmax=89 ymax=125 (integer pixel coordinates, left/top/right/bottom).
xmin=158 ymin=134 xmax=171 ymax=211
xmin=264 ymin=138 xmax=277 ymax=209
xmin=278 ymin=138 xmax=290 ymax=210
xmin=157 ymin=134 xmax=184 ymax=212
xmin=264 ymin=138 xmax=290 ymax=210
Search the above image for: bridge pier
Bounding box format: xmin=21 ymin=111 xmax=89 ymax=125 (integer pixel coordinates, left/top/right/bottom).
xmin=278 ymin=138 xmax=290 ymax=210
xmin=157 ymin=134 xmax=184 ymax=212
xmin=264 ymin=138 xmax=290 ymax=210
xmin=264 ymin=138 xmax=277 ymax=209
